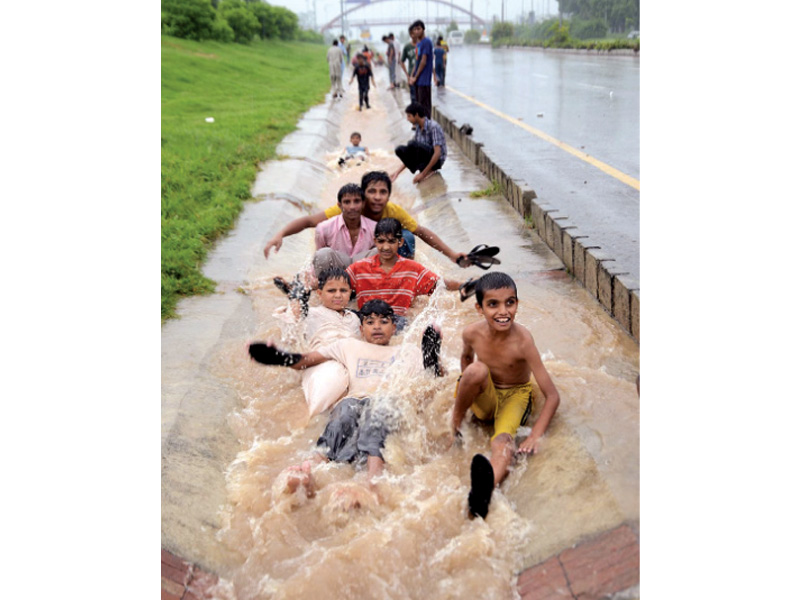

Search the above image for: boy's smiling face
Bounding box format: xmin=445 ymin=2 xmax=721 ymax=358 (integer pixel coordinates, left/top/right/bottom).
xmin=477 ymin=287 xmax=518 ymax=331
xmin=339 ymin=192 xmax=364 ymax=221
xmin=364 ymin=180 xmax=390 ymax=215
xmin=318 ymin=276 xmax=351 ymax=313
xmin=361 ymin=314 xmax=396 ymax=345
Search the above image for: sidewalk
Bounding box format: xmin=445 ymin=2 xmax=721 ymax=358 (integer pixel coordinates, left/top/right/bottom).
xmin=162 ymin=523 xmax=639 ymax=600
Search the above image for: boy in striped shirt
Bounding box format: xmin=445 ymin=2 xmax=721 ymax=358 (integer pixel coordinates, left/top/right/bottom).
xmin=346 ymin=217 xmax=462 ymax=330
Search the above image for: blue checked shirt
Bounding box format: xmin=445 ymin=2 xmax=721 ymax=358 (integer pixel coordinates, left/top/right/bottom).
xmin=414 ymin=118 xmax=447 ymax=164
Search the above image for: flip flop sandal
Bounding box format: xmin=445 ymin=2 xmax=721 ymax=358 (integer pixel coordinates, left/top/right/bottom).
xmin=248 ymin=343 xmax=302 ymax=367
xmin=422 ymin=325 xmax=443 ymax=375
xmin=273 ymin=276 xmax=292 ymax=295
xmin=459 ymin=278 xmax=479 ymax=302
xmin=287 ymin=279 xmax=311 ymax=318
xmin=468 ymin=454 xmax=494 ymax=519
xmin=457 ymin=244 xmax=502 ymax=270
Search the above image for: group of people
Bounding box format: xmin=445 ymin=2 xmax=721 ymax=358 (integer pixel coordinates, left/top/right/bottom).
xmin=252 ymin=165 xmax=561 ymax=519
xmin=327 ymin=20 xmax=449 ymax=124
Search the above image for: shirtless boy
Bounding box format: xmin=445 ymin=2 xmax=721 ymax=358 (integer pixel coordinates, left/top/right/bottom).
xmin=249 ymin=299 xmax=444 ymax=498
xmin=451 ymin=272 xmax=560 ymax=519
xmin=263 ymin=170 xmax=468 ymax=264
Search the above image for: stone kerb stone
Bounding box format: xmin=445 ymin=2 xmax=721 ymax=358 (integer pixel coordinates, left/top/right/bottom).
xmin=582 ymin=246 xmax=611 ymax=300
xmin=597 ymin=261 xmax=624 ymax=314
xmin=613 ymin=274 xmax=638 ymax=336
xmin=550 ymin=219 xmax=576 ymax=263
xmin=630 ymin=290 xmax=640 ymax=342
xmin=561 ymin=229 xmax=587 ymax=274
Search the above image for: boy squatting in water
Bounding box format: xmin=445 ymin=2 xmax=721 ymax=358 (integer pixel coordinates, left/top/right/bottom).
xmin=451 ymin=272 xmax=561 ymax=519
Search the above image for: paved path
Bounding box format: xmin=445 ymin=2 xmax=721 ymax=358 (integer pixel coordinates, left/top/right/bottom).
xmin=162 ymin=523 xmax=639 ymax=600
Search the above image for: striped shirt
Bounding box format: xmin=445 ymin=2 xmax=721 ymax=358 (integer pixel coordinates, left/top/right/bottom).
xmin=414 ymin=118 xmax=447 ymax=164
xmin=346 ymin=255 xmax=439 ymax=316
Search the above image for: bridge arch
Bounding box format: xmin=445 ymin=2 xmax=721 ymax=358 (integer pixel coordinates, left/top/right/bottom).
xmin=320 ymin=0 xmax=485 ymax=33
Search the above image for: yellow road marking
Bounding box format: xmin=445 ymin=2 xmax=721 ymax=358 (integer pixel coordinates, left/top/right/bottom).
xmin=447 ymin=86 xmax=640 ymax=191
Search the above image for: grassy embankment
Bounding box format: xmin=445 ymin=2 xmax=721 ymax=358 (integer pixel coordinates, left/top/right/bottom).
xmin=161 ymin=35 xmax=328 ymax=320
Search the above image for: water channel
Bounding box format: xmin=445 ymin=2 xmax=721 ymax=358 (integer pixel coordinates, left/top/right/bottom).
xmin=161 ymin=61 xmax=640 ymax=600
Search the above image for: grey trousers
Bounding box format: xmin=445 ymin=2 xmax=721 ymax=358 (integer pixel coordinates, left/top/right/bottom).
xmin=313 ymin=247 xmax=377 ymax=275
xmin=317 ymin=397 xmax=390 ymax=462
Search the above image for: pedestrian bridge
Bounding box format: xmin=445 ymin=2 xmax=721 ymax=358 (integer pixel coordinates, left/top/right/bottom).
xmin=320 ymin=0 xmax=486 ymax=33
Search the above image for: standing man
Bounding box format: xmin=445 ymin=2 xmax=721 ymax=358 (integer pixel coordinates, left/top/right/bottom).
xmin=389 ymin=33 xmax=402 ymax=88
xmin=401 ymin=28 xmax=417 ymax=102
xmin=383 ymin=35 xmax=397 ymax=89
xmin=408 ymin=20 xmax=433 ymax=119
xmin=339 ymin=35 xmax=350 ymax=76
xmin=327 ymin=40 xmax=345 ymax=99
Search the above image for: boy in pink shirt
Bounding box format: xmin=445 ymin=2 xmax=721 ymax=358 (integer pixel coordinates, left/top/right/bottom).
xmin=313 ymin=182 xmax=377 ymax=274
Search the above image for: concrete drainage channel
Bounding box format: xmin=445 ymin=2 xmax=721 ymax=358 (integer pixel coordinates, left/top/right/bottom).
xmin=429 ymin=104 xmax=640 ymax=343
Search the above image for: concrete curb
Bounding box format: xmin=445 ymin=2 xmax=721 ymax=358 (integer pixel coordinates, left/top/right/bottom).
xmin=431 ymin=105 xmax=639 ymax=342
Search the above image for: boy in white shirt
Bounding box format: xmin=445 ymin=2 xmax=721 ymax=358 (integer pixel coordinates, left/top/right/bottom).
xmin=249 ymin=299 xmax=444 ymax=497
xmin=299 ymin=267 xmax=362 ymax=418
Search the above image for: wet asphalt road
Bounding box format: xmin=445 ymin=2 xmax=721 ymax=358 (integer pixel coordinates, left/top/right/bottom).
xmin=432 ymin=45 xmax=640 ymax=284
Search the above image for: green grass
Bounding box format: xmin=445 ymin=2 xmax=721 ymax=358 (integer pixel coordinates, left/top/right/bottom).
xmin=470 ymin=179 xmax=504 ymax=198
xmin=492 ymin=36 xmax=639 ymax=51
xmin=161 ymin=35 xmax=328 ymax=320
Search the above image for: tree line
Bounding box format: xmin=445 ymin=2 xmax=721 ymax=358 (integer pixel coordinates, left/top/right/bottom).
xmin=161 ymin=0 xmax=323 ymax=44
xmin=557 ymin=0 xmax=639 ymax=35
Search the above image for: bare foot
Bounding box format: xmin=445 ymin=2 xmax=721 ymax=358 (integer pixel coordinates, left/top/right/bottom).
xmin=330 ymin=483 xmax=378 ymax=511
xmin=284 ymin=461 xmax=315 ymax=498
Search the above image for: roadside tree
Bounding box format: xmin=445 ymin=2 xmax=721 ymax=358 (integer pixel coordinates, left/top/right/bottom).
xmin=161 ymin=0 xmax=216 ymax=40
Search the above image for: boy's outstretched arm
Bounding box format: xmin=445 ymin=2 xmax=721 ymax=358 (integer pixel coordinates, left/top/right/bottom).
xmin=248 ymin=342 xmax=330 ymax=371
xmin=517 ymin=333 xmax=560 ymax=455
xmin=390 ymin=164 xmax=406 ymax=181
xmin=263 ymin=211 xmax=327 ymax=259
xmin=414 ymin=225 xmax=468 ymax=265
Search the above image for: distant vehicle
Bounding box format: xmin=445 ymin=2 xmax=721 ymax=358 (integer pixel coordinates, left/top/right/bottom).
xmin=627 ymin=30 xmax=639 ymax=39
xmin=480 ymin=32 xmax=490 ymax=43
xmin=447 ymin=30 xmax=464 ymax=46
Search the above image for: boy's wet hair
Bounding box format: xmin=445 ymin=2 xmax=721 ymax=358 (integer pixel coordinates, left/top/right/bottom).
xmin=337 ymin=183 xmax=363 ymax=203
xmin=350 ymin=131 xmax=361 ymax=139
xmin=375 ymin=217 xmax=403 ymax=240
xmin=361 ymin=170 xmax=392 ymax=196
xmin=358 ymin=299 xmax=396 ymax=322
xmin=405 ymin=102 xmax=429 ymax=119
xmin=475 ymin=272 xmax=518 ymax=305
xmin=410 ymin=19 xmax=425 ymax=31
xmin=317 ymin=267 xmax=351 ymax=290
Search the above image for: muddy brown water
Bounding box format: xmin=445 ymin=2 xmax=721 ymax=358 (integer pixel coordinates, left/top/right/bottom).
xmin=162 ymin=70 xmax=639 ymax=600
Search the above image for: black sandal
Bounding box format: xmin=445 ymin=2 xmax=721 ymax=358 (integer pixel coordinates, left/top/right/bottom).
xmin=468 ymin=454 xmax=494 ymax=519
xmin=457 ymin=244 xmax=502 ymax=270
xmin=459 ymin=278 xmax=479 ymax=302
